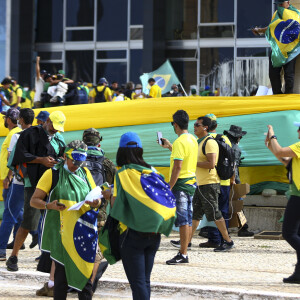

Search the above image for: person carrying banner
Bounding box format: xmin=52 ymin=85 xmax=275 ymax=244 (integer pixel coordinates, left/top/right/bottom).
xmin=30 ymin=140 xmax=101 ymax=300
xmin=252 ymin=1 xmax=299 ymax=94
xmin=101 ymin=132 xmax=176 ymax=300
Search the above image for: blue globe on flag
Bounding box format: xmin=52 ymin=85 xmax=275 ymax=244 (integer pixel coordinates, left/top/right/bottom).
xmin=274 ymin=19 xmax=300 ymax=44
xmin=153 ymin=76 xmax=166 ymax=88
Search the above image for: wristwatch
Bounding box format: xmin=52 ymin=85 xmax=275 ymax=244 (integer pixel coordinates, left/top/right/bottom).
xmin=270 ymin=135 xmax=277 ymax=140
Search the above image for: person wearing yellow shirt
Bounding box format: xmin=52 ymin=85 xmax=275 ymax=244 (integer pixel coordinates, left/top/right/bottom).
xmin=191 ymin=116 xmax=234 ymax=252
xmin=265 ymin=122 xmax=300 ymax=284
xmin=10 ymin=78 xmax=22 ymax=108
xmin=0 ymin=108 xmax=21 ymax=202
xmin=89 ymin=78 xmax=112 ymax=103
xmin=147 ymin=78 xmax=161 ymax=98
xmin=159 ymin=110 xmax=198 ymax=265
xmin=131 ymin=84 xmax=146 ymax=100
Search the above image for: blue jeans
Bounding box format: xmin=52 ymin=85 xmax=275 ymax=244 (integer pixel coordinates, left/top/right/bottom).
xmin=120 ymin=229 xmax=161 ymax=300
xmin=0 ymin=184 xmax=24 ymax=255
xmin=173 ymin=190 xmax=193 ymax=227
xmin=207 ymin=185 xmax=230 ymax=245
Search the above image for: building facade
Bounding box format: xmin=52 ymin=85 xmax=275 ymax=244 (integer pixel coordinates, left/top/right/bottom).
xmin=3 ymin=0 xmax=283 ymax=95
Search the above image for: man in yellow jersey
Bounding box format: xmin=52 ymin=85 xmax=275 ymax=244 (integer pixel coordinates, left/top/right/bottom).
xmin=198 ymin=114 xmax=233 ymax=248
xmin=159 ymin=110 xmax=198 ymax=264
xmin=147 ymin=78 xmax=162 ymax=98
xmin=89 ymin=78 xmax=112 ymax=103
xmin=10 ymin=78 xmax=22 ymax=108
xmin=191 ymin=116 xmax=234 ymax=252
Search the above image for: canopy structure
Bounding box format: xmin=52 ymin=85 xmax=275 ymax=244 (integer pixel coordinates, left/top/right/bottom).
xmin=0 ymin=95 xmax=299 ymax=197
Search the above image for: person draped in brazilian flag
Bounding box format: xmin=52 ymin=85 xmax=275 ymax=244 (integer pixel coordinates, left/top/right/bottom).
xmin=30 ymin=140 xmax=101 ymax=300
xmin=158 ymin=110 xmax=198 ymax=265
xmin=101 ymin=132 xmax=176 ymax=300
xmin=252 ymin=1 xmax=299 ymax=94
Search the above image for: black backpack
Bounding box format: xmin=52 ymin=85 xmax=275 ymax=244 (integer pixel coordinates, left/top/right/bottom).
xmin=95 ymin=86 xmax=107 ymax=103
xmin=202 ymin=134 xmax=235 ymax=180
xmin=85 ymin=155 xmax=106 ymax=186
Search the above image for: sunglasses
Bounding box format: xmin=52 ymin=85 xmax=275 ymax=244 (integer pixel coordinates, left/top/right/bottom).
xmin=194 ymin=122 xmax=204 ymax=127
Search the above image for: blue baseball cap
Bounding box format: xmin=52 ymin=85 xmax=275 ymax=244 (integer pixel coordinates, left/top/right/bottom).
xmin=98 ymin=77 xmax=108 ymax=85
xmin=36 ymin=111 xmax=50 ymax=122
xmin=119 ymin=132 xmax=142 ymax=148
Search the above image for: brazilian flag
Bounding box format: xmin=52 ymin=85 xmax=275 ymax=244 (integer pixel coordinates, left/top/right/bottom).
xmin=266 ymin=5 xmax=300 ymax=67
xmin=109 ymin=164 xmax=176 ymax=236
xmin=41 ymin=167 xmax=98 ymax=291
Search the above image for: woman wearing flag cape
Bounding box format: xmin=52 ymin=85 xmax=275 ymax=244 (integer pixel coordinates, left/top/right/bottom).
xmin=30 ymin=140 xmax=101 ymax=300
xmin=102 ymin=132 xmax=176 ymax=300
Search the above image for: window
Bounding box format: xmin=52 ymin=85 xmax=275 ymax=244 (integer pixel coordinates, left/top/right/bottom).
xmin=131 ymin=0 xmax=144 ymax=25
xmin=237 ymin=0 xmax=272 ymax=38
xmin=37 ymin=52 xmax=62 ymax=60
xmin=130 ymin=27 xmax=143 ymax=40
xmin=200 ymin=0 xmax=234 ymax=23
xmin=130 ymin=50 xmax=143 ymax=83
xmin=66 ymin=30 xmax=94 ymax=42
xmin=66 ymin=51 xmax=94 ymax=82
xmin=199 ymin=25 xmax=234 ymax=38
xmin=96 ymin=62 xmax=127 ymax=85
xmin=66 ymin=0 xmax=94 ymax=27
xmin=165 ymin=0 xmax=197 ymax=40
xmin=97 ymin=0 xmax=128 ymax=41
xmin=237 ymin=48 xmax=269 ymax=57
xmin=36 ymin=0 xmax=63 ymax=42
xmin=39 ymin=63 xmax=63 ymax=76
xmin=97 ymin=50 xmax=127 ymax=59
xmin=171 ymin=61 xmax=196 ymax=91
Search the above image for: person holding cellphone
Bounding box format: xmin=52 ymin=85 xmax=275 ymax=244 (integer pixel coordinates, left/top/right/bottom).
xmin=265 ymin=123 xmax=300 ymax=284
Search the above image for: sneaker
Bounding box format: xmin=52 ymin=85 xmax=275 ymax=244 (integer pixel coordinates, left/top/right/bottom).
xmin=6 ymin=241 xmax=25 ymax=250
xmin=35 ymin=255 xmax=41 ymax=262
xmin=214 ymin=240 xmax=234 ymax=252
xmin=0 ymin=253 xmax=6 ymax=261
xmin=170 ymin=240 xmax=191 ymax=250
xmin=30 ymin=234 xmax=39 ymax=249
xmin=166 ymin=252 xmax=189 ymax=265
xmin=238 ymin=230 xmax=254 ymax=237
xmin=6 ymin=255 xmax=18 ymax=271
xmin=36 ymin=282 xmax=54 ymax=297
xmin=199 ymin=241 xmax=220 ymax=248
xmin=283 ymin=274 xmax=300 ymax=284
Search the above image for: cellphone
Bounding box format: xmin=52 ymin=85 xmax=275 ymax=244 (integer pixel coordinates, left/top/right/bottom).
xmin=157 ymin=131 xmax=164 ymax=145
xmin=100 ymin=182 xmax=110 ymax=191
xmin=56 ymin=202 xmax=66 ymax=207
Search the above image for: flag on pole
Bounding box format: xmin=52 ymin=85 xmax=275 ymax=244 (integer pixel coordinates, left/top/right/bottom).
xmin=139 ymin=60 xmax=181 ymax=95
xmin=266 ymin=5 xmax=300 ymax=67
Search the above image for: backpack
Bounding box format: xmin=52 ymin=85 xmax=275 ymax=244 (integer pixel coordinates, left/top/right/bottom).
xmin=85 ymin=155 xmax=106 ymax=186
xmin=95 ymin=86 xmax=107 ymax=103
xmin=78 ymin=86 xmax=88 ymax=104
xmin=202 ymin=134 xmax=235 ymax=180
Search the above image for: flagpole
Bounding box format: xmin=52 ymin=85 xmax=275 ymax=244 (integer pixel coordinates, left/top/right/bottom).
xmin=179 ymin=82 xmax=188 ymax=96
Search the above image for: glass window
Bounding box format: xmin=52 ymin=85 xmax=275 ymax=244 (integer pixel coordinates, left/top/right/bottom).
xmin=130 ymin=50 xmax=143 ymax=83
xmin=39 ymin=63 xmax=63 ymax=76
xmin=165 ymin=0 xmax=197 ymax=40
xmin=97 ymin=0 xmax=128 ymax=41
xmin=66 ymin=51 xmax=94 ymax=82
xmin=0 ymin=0 xmax=6 ymax=80
xmin=237 ymin=0 xmax=272 ymax=38
xmin=37 ymin=52 xmax=62 ymax=60
xmin=166 ymin=49 xmax=197 ymax=58
xmin=200 ymin=48 xmax=234 ymax=75
xmin=96 ymin=62 xmax=127 ymax=85
xmin=237 ymin=48 xmax=269 ymax=57
xmin=171 ymin=61 xmax=197 ymax=92
xmin=199 ymin=25 xmax=234 ymax=38
xmin=97 ymin=50 xmax=127 ymax=59
xmin=130 ymin=27 xmax=143 ymax=40
xmin=66 ymin=0 xmax=94 ymax=27
xmin=200 ymin=0 xmax=234 ymax=23
xmin=36 ymin=0 xmax=63 ymax=42
xmin=131 ymin=0 xmax=144 ymax=25
xmin=66 ymin=30 xmax=94 ymax=42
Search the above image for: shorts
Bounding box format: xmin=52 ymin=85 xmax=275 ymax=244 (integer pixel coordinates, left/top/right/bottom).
xmin=192 ymin=183 xmax=222 ymax=222
xmin=21 ymin=187 xmax=41 ymax=231
xmin=173 ymin=190 xmax=193 ymax=227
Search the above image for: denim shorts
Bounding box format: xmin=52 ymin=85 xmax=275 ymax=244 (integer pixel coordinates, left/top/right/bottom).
xmin=173 ymin=190 xmax=193 ymax=227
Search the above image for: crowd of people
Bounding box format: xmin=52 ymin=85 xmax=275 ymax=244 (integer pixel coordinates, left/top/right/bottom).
xmin=0 ymin=57 xmax=224 ymax=112
xmin=0 ymin=104 xmax=298 ymax=300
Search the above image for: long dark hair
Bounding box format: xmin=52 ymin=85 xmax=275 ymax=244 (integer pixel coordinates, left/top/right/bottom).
xmin=116 ymin=143 xmax=151 ymax=168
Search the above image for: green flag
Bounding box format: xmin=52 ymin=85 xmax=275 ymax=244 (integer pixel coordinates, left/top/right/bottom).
xmin=139 ymin=60 xmax=181 ymax=95
xmin=266 ymin=5 xmax=300 ymax=67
